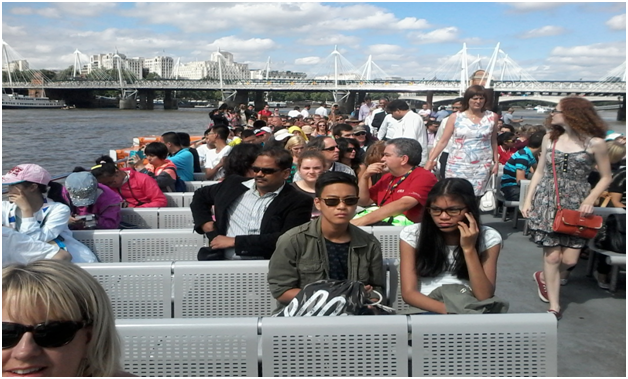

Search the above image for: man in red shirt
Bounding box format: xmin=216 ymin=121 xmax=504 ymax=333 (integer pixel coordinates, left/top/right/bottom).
xmin=258 ymin=104 xmax=272 ymax=121
xmin=352 ymin=138 xmax=437 ymax=226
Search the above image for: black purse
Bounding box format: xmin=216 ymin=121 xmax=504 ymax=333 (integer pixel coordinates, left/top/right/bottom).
xmin=594 ymin=213 xmax=626 ymax=253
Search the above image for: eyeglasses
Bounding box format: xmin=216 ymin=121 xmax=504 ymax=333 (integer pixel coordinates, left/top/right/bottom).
xmin=320 ymin=197 xmax=360 ymax=207
xmin=251 ymin=166 xmax=281 ymax=175
xmin=3 ymin=321 xmax=87 ymax=349
xmin=427 ymin=207 xmax=467 ymax=216
xmin=321 ymin=145 xmax=339 ymax=151
xmin=353 ymin=131 xmax=367 ymax=136
xmin=551 ymin=109 xmax=563 ymax=114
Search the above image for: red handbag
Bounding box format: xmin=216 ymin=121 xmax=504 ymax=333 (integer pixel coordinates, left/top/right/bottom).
xmin=551 ymin=141 xmax=603 ymax=239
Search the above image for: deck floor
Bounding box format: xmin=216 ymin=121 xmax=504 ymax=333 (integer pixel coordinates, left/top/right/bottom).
xmin=485 ymin=211 xmax=626 ymax=377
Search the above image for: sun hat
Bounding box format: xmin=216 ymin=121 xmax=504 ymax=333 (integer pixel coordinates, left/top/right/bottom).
xmin=302 ymin=125 xmax=313 ymax=134
xmin=65 ymin=172 xmax=98 ymax=206
xmin=274 ymin=129 xmax=292 ymax=141
xmin=2 ymin=164 xmax=52 ymax=185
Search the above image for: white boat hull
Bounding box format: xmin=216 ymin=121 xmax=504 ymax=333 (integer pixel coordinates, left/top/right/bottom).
xmin=2 ymin=94 xmax=64 ymax=109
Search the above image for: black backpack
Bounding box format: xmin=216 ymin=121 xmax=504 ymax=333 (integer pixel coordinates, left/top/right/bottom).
xmin=594 ymin=213 xmax=626 ymax=253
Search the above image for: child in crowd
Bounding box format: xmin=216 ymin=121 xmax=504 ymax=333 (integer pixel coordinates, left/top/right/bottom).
xmin=497 ymin=132 xmax=518 ymax=165
xmin=65 ymin=171 xmax=122 ymax=230
xmin=399 ymin=178 xmax=505 ymax=314
xmin=500 ymin=131 xmax=545 ymax=201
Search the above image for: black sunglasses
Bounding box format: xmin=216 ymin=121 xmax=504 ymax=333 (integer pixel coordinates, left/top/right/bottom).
xmin=320 ymin=197 xmax=360 ymax=207
xmin=251 ymin=166 xmax=281 ymax=175
xmin=321 ymin=145 xmax=338 ymax=151
xmin=353 ymin=131 xmax=367 ymax=136
xmin=3 ymin=321 xmax=87 ymax=349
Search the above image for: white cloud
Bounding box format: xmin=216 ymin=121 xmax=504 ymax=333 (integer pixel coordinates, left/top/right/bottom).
xmin=504 ymin=2 xmax=565 ymax=13
xmin=295 ymin=57 xmax=321 ymax=65
xmin=366 ymin=44 xmax=404 ymax=55
xmin=550 ymin=42 xmax=626 ymax=58
xmin=606 ymin=14 xmax=626 ymax=30
xmin=53 ymin=3 xmax=117 ymax=17
xmin=519 ymin=25 xmax=566 ymax=39
xmin=394 ymin=17 xmax=431 ymax=30
xmin=10 ymin=7 xmax=33 ymax=15
xmin=297 ymin=35 xmax=360 ymax=47
xmin=409 ymin=27 xmax=459 ymax=45
xmin=206 ymin=36 xmax=277 ymax=54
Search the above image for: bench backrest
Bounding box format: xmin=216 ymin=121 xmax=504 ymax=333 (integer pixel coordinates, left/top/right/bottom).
xmin=120 ymin=229 xmax=204 ymax=262
xmin=409 ymin=313 xmax=558 ymax=376
xmin=120 ymin=208 xmax=159 ymax=229
xmin=117 ymin=318 xmax=259 ymax=377
xmin=79 ymin=262 xmax=172 ymax=319
xmin=73 ymin=229 xmax=121 ymax=263
xmin=173 ymin=261 xmax=275 ymax=318
xmin=157 ymin=208 xmax=195 ymax=229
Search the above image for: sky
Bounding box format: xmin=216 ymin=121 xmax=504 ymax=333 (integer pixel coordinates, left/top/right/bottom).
xmin=2 ymin=1 xmax=626 ymax=81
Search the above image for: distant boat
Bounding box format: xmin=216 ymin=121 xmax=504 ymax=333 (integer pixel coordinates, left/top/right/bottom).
xmin=534 ymin=105 xmax=551 ymax=113
xmin=2 ymin=93 xmax=64 ymax=109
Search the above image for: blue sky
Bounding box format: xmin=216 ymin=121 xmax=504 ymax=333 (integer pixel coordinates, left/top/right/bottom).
xmin=2 ymin=2 xmax=625 ymax=80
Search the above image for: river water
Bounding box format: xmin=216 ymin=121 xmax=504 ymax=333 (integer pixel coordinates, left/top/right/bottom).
xmin=2 ymin=107 xmax=625 ymax=177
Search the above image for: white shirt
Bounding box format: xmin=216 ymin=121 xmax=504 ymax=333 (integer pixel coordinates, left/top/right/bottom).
xmin=301 ymin=109 xmax=310 ymax=118
xmin=377 ymin=113 xmax=397 ymax=140
xmin=224 ymin=179 xmax=285 ymax=260
xmin=400 ymin=223 xmax=502 ymax=296
xmin=203 ymin=145 xmax=232 ymax=180
xmin=288 ymin=110 xmax=301 ymax=118
xmin=434 ymin=114 xmax=455 ymax=155
xmin=2 ymin=226 xmax=60 ymax=267
xmin=196 ymin=144 xmax=210 ymax=166
xmin=392 ymin=111 xmax=428 ymax=167
xmin=2 ymin=199 xmax=97 ymax=263
xmin=418 ymin=108 xmax=431 ymax=117
xmin=315 ymin=106 xmax=328 ymax=117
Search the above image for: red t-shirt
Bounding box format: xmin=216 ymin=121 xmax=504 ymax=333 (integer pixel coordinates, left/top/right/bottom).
xmin=258 ymin=110 xmax=272 ymax=117
xmin=369 ymin=167 xmax=437 ymax=223
xmin=498 ymin=145 xmax=517 ymax=165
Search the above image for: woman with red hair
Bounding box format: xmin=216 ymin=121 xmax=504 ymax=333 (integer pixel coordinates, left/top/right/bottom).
xmin=522 ymin=96 xmax=612 ymax=320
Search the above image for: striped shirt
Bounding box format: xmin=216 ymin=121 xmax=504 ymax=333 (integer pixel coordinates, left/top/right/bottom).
xmin=224 ymin=179 xmax=285 ymax=260
xmin=501 ymin=147 xmax=537 ymax=188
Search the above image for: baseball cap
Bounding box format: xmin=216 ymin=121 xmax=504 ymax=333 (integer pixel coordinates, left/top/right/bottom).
xmin=65 ymin=172 xmax=98 ymax=206
xmin=606 ymin=132 xmax=623 ymax=141
xmin=256 ymin=126 xmax=272 ymax=137
xmin=274 ymin=129 xmax=292 ymax=141
xmin=2 ymin=164 xmax=52 ymax=186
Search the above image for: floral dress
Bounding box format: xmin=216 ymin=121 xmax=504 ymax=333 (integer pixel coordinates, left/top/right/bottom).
xmin=527 ymin=145 xmax=595 ymax=248
xmin=446 ymin=111 xmax=496 ymax=196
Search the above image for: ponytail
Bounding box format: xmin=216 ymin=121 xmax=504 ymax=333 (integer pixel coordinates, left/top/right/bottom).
xmin=91 ymin=155 xmax=118 ymax=179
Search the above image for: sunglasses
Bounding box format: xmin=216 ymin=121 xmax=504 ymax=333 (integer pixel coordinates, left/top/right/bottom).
xmin=427 ymin=207 xmax=466 ymax=216
xmin=321 ymin=145 xmax=339 ymax=151
xmin=320 ymin=197 xmax=360 ymax=207
xmin=3 ymin=321 xmax=87 ymax=349
xmin=353 ymin=131 xmax=367 ymax=136
xmin=551 ymin=109 xmax=563 ymax=114
xmin=345 ymin=148 xmax=356 ymax=152
xmin=251 ymin=166 xmax=281 ymax=175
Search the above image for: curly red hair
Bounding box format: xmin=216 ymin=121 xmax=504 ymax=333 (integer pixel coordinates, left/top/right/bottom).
xmin=546 ymin=96 xmax=607 ymax=142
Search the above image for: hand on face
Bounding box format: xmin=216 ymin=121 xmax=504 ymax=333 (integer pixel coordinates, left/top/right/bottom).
xmin=458 ymin=213 xmax=479 ymax=252
xmin=7 ymin=186 xmax=32 ymax=212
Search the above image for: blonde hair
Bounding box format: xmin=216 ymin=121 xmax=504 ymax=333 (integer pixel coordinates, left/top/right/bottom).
xmin=607 ymin=139 xmax=627 ymax=164
xmin=285 ymin=135 xmax=307 ymax=155
xmin=2 ymin=260 xmax=121 ymax=377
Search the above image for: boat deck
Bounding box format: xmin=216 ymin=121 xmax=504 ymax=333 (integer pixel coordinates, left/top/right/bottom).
xmin=486 ymin=212 xmax=625 ymax=376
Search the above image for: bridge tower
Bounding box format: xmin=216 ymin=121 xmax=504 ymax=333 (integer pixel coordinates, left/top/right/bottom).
xmin=72 ymin=49 xmax=84 ymax=77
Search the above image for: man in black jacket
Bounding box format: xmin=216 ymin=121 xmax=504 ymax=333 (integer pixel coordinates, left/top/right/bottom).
xmin=191 ymin=147 xmax=313 ymax=260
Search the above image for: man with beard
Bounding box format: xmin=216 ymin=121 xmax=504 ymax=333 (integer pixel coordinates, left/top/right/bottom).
xmin=191 ymin=147 xmax=313 ymax=260
xmin=351 ymin=138 xmax=437 ymax=227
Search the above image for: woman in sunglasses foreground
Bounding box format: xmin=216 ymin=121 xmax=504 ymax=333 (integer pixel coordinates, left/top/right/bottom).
xmin=399 ymin=178 xmax=506 ymax=314
xmin=2 ymin=260 xmax=131 ymax=377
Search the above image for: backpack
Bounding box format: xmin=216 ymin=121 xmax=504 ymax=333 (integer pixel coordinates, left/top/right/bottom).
xmin=164 ymin=167 xmax=187 ymax=192
xmin=594 ymin=213 xmax=626 ymax=253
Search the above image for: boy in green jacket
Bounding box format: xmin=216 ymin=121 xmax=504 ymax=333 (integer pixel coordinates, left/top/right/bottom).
xmin=268 ymin=171 xmax=385 ymax=312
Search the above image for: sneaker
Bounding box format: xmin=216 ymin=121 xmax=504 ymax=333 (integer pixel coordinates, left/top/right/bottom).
xmin=533 ymin=271 xmax=549 ymax=303
xmin=560 ymin=278 xmax=568 ymax=286
xmin=547 ymin=309 xmax=562 ymax=320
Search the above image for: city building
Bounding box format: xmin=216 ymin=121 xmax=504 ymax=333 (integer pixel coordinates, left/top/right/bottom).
xmin=250 ymin=69 xmax=307 ymax=80
xmin=174 ymin=50 xmax=249 ymax=80
xmin=143 ymin=56 xmax=174 ymax=79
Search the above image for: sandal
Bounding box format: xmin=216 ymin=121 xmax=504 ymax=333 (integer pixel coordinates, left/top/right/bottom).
xmin=547 ymin=309 xmax=562 ymax=320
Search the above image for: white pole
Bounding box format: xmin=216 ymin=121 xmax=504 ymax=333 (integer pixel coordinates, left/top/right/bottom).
xmin=265 ymin=57 xmax=270 ymax=80
xmin=2 ymin=43 xmax=14 ymax=90
xmin=114 ymin=54 xmax=124 ymax=95
xmin=334 ymin=45 xmax=339 ymax=89
xmin=485 ymin=42 xmax=500 ymax=88
xmin=500 ymin=54 xmax=508 ymax=81
xmin=366 ymin=55 xmax=372 ymax=81
xmin=217 ymin=49 xmax=225 ymax=100
xmin=460 ymin=43 xmax=468 ymax=96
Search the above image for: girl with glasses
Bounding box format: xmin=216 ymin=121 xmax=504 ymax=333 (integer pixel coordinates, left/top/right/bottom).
xmin=399 ymin=178 xmax=504 ymax=314
xmin=312 ymin=121 xmax=329 ymax=137
xmin=2 ymin=260 xmax=129 ymax=376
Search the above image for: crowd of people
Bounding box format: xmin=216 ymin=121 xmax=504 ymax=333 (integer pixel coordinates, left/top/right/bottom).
xmin=2 ymin=87 xmax=626 ymax=378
